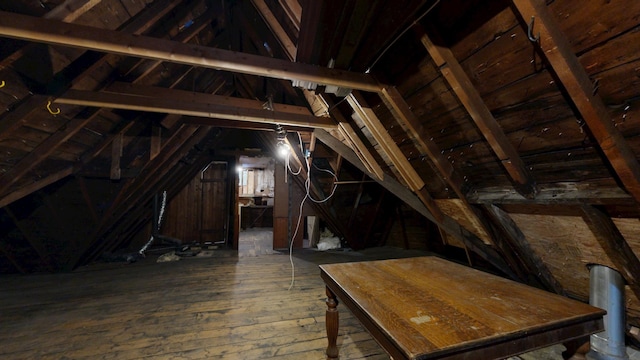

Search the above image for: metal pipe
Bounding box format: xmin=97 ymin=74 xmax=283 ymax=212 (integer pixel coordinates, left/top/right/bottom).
xmin=586 ymin=265 xmax=629 ymax=360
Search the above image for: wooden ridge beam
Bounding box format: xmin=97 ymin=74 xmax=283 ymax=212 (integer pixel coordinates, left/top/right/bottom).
xmin=415 ymin=25 xmax=538 ymax=199
xmin=314 ymin=128 xmax=518 ymax=280
xmin=581 ymin=205 xmax=640 ymax=301
xmin=511 ymin=0 xmax=640 ymax=204
xmin=0 ymin=11 xmax=381 ymax=93
xmin=55 ymin=89 xmax=336 ymax=129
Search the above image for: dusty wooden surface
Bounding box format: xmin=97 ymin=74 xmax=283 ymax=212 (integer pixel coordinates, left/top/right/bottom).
xmin=0 ymin=246 xmax=433 ymax=360
xmin=321 ymin=256 xmax=605 ymax=360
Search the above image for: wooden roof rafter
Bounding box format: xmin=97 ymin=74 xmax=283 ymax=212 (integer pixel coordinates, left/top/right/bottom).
xmin=511 ymin=0 xmax=640 ymax=204
xmin=250 ymin=0 xmax=297 ymax=61
xmin=0 ymin=0 xmax=186 ymax=153
xmin=0 ymin=0 xmax=105 ymax=68
xmin=314 ymin=128 xmax=519 ymax=280
xmin=415 ymin=25 xmax=538 ymax=199
xmin=347 ymin=90 xmax=445 ymax=222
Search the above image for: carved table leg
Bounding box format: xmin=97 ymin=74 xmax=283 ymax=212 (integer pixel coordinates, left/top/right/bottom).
xmin=326 ymin=286 xmax=339 ymax=359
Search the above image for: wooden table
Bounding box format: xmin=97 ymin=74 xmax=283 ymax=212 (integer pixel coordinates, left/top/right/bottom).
xmin=319 ymin=257 xmax=605 ymax=360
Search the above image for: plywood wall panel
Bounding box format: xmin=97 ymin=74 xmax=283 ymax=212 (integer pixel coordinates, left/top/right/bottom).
xmin=508 ymin=213 xmax=617 ymax=299
xmin=436 ymin=199 xmax=492 ymax=245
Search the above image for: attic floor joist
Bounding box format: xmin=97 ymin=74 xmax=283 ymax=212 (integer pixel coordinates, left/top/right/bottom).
xmin=0 ymin=11 xmax=381 ymax=93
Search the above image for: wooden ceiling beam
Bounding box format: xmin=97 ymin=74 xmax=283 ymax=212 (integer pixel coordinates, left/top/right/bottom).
xmin=107 ymin=82 xmax=313 ymax=117
xmin=0 ymin=11 xmax=381 ymax=93
xmin=55 ymin=89 xmax=336 ymax=129
xmin=415 ymin=25 xmax=538 ymax=199
xmin=511 ymin=0 xmax=640 ymax=204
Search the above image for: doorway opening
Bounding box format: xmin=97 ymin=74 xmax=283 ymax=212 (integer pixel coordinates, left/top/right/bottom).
xmin=237 ymin=156 xmax=275 ymax=256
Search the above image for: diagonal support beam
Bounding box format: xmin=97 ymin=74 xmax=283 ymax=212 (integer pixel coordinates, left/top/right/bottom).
xmin=485 ymin=204 xmax=565 ymax=294
xmin=347 ymin=91 xmax=444 ymax=222
xmin=415 ymin=25 xmax=538 ymax=199
xmin=581 ymin=205 xmax=640 ymax=301
xmin=315 ymin=128 xmax=518 ymax=279
xmin=511 ymin=0 xmax=640 ymax=204
xmin=0 ymin=11 xmax=381 ymax=92
xmin=0 ymin=109 xmax=101 ymax=196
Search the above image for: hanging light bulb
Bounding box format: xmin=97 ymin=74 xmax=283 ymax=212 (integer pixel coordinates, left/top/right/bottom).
xmin=275 ymin=124 xmax=289 ymax=158
xmin=277 ymin=141 xmax=290 ymax=158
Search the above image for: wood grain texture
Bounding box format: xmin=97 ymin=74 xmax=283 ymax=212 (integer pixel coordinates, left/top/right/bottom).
xmin=321 ymin=256 xmax=604 ymax=360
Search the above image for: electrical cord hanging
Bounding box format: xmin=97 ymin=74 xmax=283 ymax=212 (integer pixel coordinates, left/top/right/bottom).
xmin=287 ymin=135 xmax=339 ymax=290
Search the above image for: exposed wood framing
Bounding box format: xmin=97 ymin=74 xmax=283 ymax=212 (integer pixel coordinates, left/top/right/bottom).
xmin=469 ymin=184 xmax=634 ymax=205
xmin=0 ymin=95 xmax=47 ymax=142
xmin=485 ymin=204 xmax=565 ymax=294
xmin=337 ymin=122 xmax=384 ymax=180
xmin=55 ymin=89 xmax=336 ymax=129
xmin=0 ymin=11 xmax=381 ymax=92
xmin=415 ymin=25 xmax=538 ymax=199
xmin=0 ymin=167 xmax=74 ymax=208
xmin=347 ymin=91 xmax=444 ymax=222
xmin=123 ymin=5 xmax=217 ymax=84
xmin=110 ymin=133 xmax=123 ymax=180
xmin=76 ymin=175 xmax=99 ymax=225
xmin=0 ymin=109 xmax=102 ymax=196
xmin=379 ymin=85 xmax=497 ymax=247
xmin=279 ymin=0 xmax=301 ymax=30
xmin=251 ymin=0 xmax=297 ymax=60
xmin=0 ymin=240 xmax=27 ymax=274
xmin=0 ymin=0 xmax=104 ymax=67
xmin=510 ymin=0 xmax=640 ymax=204
xmin=76 ymin=126 xmax=214 ymax=267
xmin=379 ymin=86 xmax=469 ymax=198
xmin=4 ymin=207 xmax=55 ymax=272
xmin=315 ymin=128 xmax=517 ymax=279
xmin=581 ymin=205 xmax=640 ymax=301
xmin=273 ymin=132 xmax=349 ymax=240
xmin=150 ymin=125 xmax=162 ymax=161
xmin=320 ymin=94 xmax=384 ymax=180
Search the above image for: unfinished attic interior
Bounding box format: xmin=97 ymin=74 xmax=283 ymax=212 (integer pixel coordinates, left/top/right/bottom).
xmin=1 ymin=0 xmax=640 ymax=358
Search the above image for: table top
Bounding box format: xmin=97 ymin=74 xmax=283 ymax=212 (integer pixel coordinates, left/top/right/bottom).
xmin=320 ymin=256 xmax=605 ymax=360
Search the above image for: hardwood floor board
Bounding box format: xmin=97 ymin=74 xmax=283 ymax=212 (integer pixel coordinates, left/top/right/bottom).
xmin=0 ymin=247 xmax=434 ymax=359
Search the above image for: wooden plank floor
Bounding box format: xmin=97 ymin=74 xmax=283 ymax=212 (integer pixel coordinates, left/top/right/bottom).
xmin=0 ymin=235 xmax=569 ymax=359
